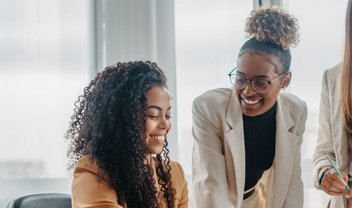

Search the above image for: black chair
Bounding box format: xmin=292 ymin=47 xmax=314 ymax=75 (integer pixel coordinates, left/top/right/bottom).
xmin=6 ymin=193 xmax=71 ymax=208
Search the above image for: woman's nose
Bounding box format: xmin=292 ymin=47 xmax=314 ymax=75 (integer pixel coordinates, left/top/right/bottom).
xmin=242 ymin=82 xmax=256 ymax=95
xmin=159 ymin=116 xmax=170 ymax=129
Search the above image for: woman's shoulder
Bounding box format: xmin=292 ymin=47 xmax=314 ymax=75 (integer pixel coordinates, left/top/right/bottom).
xmin=72 ymin=156 xmax=119 ymax=207
xmin=167 ymin=160 xmax=187 ymax=181
xmin=278 ymin=93 xmax=306 ymax=110
xmin=164 ymin=160 xmax=189 ymax=206
xmin=168 ymin=160 xmax=188 ymax=190
xmin=325 ymin=63 xmax=341 ymax=78
xmin=72 ymin=155 xmax=104 ymax=187
xmin=168 ymin=160 xmax=184 ymax=172
xmin=278 ymin=93 xmax=307 ymax=124
xmin=74 ymin=155 xmax=100 ymax=175
xmin=193 ymin=88 xmax=233 ymax=114
xmin=323 ymin=64 xmax=341 ymax=90
xmin=194 ymin=88 xmax=232 ymax=102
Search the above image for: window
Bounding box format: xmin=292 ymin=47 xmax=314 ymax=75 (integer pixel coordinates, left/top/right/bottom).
xmin=288 ymin=1 xmax=348 ymax=206
xmin=289 ymin=0 xmax=347 ymax=159
xmin=175 ymin=0 xmax=254 ymax=175
xmin=0 ymin=0 xmax=92 ymax=178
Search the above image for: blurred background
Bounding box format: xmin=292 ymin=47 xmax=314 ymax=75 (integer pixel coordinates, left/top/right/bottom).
xmin=0 ymin=0 xmax=347 ymax=207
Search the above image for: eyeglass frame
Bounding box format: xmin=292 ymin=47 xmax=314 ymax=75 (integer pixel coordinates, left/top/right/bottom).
xmin=228 ymin=67 xmax=289 ymax=93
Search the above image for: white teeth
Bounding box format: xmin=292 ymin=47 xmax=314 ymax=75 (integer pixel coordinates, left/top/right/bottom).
xmin=242 ymin=98 xmax=260 ymax=105
xmin=151 ymin=135 xmax=165 ymax=144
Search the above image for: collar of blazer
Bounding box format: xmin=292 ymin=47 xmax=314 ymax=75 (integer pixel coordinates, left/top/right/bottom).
xmin=224 ymin=90 xmax=299 ymax=208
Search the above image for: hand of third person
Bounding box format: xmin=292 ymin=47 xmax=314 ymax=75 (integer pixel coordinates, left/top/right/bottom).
xmin=321 ymin=168 xmax=349 ymax=196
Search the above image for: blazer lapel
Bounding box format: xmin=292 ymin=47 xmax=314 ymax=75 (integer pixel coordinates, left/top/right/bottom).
xmin=273 ymin=97 xmax=298 ymax=208
xmin=223 ymin=92 xmax=300 ymax=208
xmin=225 ymin=90 xmax=246 ymax=207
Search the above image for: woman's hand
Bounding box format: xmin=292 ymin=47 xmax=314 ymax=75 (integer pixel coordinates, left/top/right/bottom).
xmin=320 ymin=169 xmax=349 ymax=196
xmin=345 ymin=180 xmax=352 ymax=203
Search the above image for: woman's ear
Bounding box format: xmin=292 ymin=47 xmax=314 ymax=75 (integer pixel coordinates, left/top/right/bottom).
xmin=282 ymin=71 xmax=292 ymax=89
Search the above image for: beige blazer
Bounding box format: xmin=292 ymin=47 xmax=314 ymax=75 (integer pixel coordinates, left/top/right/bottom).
xmin=312 ymin=64 xmax=350 ymax=207
xmin=192 ymin=88 xmax=307 ymax=208
xmin=71 ymin=155 xmax=189 ymax=208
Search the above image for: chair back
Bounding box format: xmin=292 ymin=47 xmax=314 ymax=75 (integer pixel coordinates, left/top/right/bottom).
xmin=6 ymin=193 xmax=71 ymax=208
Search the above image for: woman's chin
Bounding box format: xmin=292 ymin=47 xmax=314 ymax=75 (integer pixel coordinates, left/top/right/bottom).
xmin=147 ymin=147 xmax=163 ymax=155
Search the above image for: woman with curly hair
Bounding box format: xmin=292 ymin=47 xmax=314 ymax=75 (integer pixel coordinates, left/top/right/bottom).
xmin=66 ymin=61 xmax=188 ymax=208
xmin=192 ymin=7 xmax=306 ymax=208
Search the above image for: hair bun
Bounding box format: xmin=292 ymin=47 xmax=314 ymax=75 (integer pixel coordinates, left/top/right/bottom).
xmin=245 ymin=6 xmax=300 ymax=50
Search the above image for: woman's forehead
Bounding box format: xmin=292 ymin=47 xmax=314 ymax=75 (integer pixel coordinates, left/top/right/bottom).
xmin=237 ymin=53 xmax=279 ymax=76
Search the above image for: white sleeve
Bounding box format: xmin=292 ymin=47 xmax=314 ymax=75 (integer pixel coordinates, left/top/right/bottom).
xmin=312 ymin=70 xmax=335 ymax=188
xmin=191 ymin=96 xmax=232 ymax=208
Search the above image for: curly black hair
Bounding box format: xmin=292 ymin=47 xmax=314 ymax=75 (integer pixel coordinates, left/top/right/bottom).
xmin=66 ymin=61 xmax=175 ymax=208
xmin=240 ymin=6 xmax=300 ymax=74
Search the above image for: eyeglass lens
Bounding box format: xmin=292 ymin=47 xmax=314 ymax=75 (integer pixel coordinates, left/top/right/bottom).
xmin=232 ymin=75 xmax=270 ymax=93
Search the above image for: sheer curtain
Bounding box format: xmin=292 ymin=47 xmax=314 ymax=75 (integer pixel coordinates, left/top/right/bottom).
xmin=93 ymin=0 xmax=178 ymax=159
xmin=0 ymin=1 xmax=178 ymax=206
xmin=288 ymin=0 xmax=347 ymax=159
xmin=0 ymin=0 xmax=92 ymax=178
xmin=174 ymin=0 xmax=254 ymax=175
xmin=288 ymin=0 xmax=348 ymax=207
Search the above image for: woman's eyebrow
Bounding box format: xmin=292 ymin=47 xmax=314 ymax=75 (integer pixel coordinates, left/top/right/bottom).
xmin=236 ymin=71 xmax=270 ymax=78
xmin=145 ymin=105 xmax=171 ymax=111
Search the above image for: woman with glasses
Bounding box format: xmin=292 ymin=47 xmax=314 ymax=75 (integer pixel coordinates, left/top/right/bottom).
xmin=192 ymin=7 xmax=307 ymax=208
xmin=313 ymin=1 xmax=352 ymax=207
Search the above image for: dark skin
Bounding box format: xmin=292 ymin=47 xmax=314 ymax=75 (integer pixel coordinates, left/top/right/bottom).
xmin=236 ymin=53 xmax=291 ymax=117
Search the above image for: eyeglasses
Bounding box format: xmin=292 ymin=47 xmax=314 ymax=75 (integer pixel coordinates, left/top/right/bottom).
xmin=228 ymin=67 xmax=287 ymax=93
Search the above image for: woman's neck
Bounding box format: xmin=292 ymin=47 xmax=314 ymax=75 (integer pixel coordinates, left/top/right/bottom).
xmin=144 ymin=154 xmax=153 ymax=165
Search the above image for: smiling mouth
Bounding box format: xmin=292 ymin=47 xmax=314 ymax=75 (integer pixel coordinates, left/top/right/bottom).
xmin=242 ymin=97 xmax=261 ymax=105
xmin=150 ymin=135 xmax=165 ymax=144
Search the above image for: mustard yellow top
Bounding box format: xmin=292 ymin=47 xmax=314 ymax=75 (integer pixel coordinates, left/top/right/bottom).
xmin=71 ymin=155 xmax=189 ymax=208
